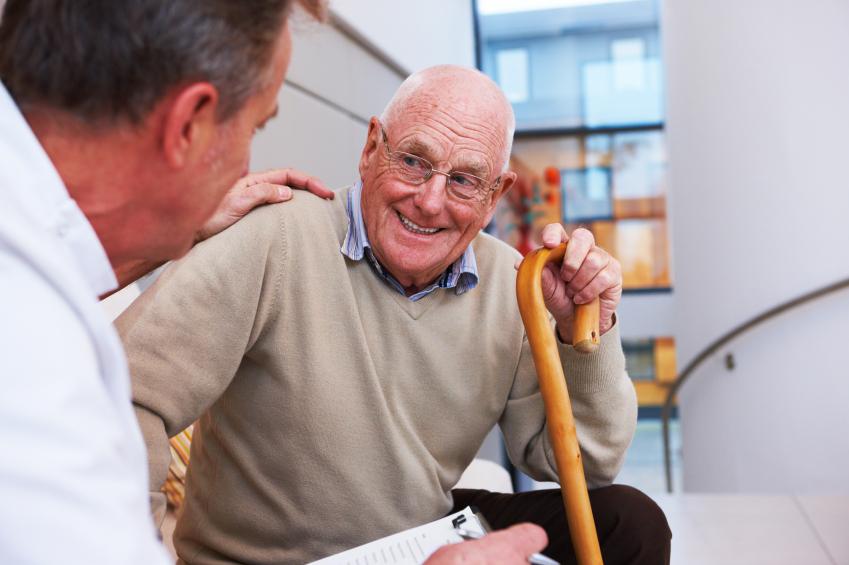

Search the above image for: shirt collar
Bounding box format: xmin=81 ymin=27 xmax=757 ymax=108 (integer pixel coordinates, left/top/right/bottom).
xmin=341 ymin=181 xmax=478 ymax=301
xmin=0 ymin=82 xmax=118 ymax=297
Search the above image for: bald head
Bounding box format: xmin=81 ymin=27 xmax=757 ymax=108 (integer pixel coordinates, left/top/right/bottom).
xmin=380 ymin=65 xmax=515 ymax=171
xmin=357 ymin=65 xmax=519 ymax=291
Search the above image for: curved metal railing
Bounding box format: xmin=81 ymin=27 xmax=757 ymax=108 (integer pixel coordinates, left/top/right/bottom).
xmin=661 ymin=276 xmax=849 ymax=493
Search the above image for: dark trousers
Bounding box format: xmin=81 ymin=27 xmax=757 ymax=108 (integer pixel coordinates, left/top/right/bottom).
xmin=451 ymin=485 xmax=671 ymax=565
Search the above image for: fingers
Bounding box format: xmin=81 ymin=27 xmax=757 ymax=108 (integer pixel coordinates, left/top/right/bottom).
xmin=540 ymin=263 xmax=562 ymax=303
xmin=540 ymin=223 xmax=568 ymax=248
xmin=424 ymin=523 xmax=547 ymax=565
xmin=243 ymin=182 xmax=292 ymax=205
xmin=535 ymin=225 xmax=622 ymax=334
xmin=491 ymin=523 xmax=548 ymax=557
xmin=573 ymin=258 xmax=621 ymax=305
xmin=244 ymin=168 xmax=334 ymax=199
xmin=196 ymin=169 xmax=324 ymax=242
xmin=514 ymin=224 xmax=621 ymax=335
xmin=560 ymin=227 xmax=594 ymax=284
xmin=566 ymin=247 xmax=609 ymax=302
xmin=223 ymin=183 xmax=291 ymax=222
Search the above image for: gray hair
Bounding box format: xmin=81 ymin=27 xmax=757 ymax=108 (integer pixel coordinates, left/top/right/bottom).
xmin=0 ymin=0 xmax=326 ymax=125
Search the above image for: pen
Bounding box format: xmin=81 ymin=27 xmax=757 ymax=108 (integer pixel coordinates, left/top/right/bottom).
xmin=454 ymin=527 xmax=560 ymax=565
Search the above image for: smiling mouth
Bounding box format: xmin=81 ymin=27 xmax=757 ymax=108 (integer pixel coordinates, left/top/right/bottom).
xmin=396 ymin=211 xmax=443 ymax=235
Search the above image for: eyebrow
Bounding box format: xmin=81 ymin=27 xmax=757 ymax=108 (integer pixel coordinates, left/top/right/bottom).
xmin=400 ymin=137 xmax=439 ymax=160
xmin=400 ymin=137 xmax=491 ymax=178
xmin=455 ymin=157 xmax=490 ymax=179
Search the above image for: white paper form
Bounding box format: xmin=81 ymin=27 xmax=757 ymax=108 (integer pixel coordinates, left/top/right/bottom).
xmin=309 ymin=507 xmax=485 ymax=565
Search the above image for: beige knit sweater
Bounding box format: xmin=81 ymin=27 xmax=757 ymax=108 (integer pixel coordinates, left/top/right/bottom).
xmin=116 ymin=187 xmax=637 ymax=565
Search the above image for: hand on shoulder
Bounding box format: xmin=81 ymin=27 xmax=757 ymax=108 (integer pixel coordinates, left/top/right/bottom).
xmin=196 ymin=168 xmax=333 ymax=242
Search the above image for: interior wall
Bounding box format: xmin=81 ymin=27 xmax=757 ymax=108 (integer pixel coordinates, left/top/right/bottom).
xmin=617 ymin=293 xmax=674 ymax=341
xmin=329 ymin=0 xmax=475 ymax=73
xmin=664 ymin=0 xmax=849 ymax=492
xmin=250 ymin=17 xmax=404 ymax=189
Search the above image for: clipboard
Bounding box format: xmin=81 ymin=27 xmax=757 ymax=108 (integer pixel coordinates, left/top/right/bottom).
xmin=308 ymin=506 xmax=485 ymax=565
xmin=309 ymin=506 xmax=559 ymax=565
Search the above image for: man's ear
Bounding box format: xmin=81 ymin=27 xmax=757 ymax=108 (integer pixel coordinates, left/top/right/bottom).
xmin=161 ymin=82 xmax=220 ymax=170
xmin=358 ymin=117 xmax=382 ymax=179
xmin=482 ymin=170 xmax=517 ymax=226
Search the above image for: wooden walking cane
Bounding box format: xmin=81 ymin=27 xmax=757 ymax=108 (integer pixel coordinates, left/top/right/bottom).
xmin=516 ymin=242 xmax=603 ymax=565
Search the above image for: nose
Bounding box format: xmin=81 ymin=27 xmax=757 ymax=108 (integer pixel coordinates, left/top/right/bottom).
xmin=413 ymin=172 xmax=449 ymax=216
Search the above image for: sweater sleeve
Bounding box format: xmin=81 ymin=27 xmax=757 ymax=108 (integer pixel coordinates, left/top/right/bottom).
xmin=115 ymin=205 xmax=285 ymax=523
xmin=498 ymin=320 xmax=637 ymax=488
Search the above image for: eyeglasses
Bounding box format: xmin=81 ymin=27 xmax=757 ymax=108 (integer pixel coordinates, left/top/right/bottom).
xmin=380 ymin=126 xmax=501 ymax=203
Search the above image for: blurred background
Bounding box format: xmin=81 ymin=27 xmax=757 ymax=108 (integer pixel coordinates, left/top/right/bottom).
xmin=98 ymin=0 xmax=849 ymax=562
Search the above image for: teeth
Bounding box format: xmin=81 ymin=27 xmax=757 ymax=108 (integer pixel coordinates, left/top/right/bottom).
xmin=398 ymin=212 xmax=440 ymax=235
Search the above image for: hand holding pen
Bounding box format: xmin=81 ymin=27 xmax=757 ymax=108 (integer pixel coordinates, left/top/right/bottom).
xmin=454 ymin=526 xmax=560 ymax=565
xmin=424 ymin=523 xmax=551 ymax=565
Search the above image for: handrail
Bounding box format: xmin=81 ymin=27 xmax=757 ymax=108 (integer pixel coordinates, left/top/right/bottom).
xmin=661 ymin=276 xmax=849 ymax=493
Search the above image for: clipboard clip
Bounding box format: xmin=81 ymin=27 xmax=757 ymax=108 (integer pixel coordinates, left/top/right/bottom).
xmin=452 ymin=511 xmax=560 ymax=565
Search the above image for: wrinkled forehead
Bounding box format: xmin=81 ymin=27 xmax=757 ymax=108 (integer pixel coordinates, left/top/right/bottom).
xmin=389 ymin=97 xmax=509 ymax=174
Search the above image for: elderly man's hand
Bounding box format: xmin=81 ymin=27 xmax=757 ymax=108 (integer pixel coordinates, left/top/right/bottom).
xmin=196 ymin=168 xmax=334 ymax=242
xmin=424 ymin=524 xmax=547 ymax=565
xmin=539 ymin=223 xmax=622 ymax=343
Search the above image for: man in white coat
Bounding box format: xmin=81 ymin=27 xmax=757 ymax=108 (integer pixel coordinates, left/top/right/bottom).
xmin=0 ymin=1 xmax=545 ymax=564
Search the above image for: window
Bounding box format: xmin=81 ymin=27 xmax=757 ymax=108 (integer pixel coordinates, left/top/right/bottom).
xmin=477 ymin=0 xmax=671 ymax=290
xmin=493 ymin=127 xmax=671 ymax=289
xmin=476 ymin=0 xmax=663 ymax=130
xmin=495 ymin=48 xmax=530 ymax=103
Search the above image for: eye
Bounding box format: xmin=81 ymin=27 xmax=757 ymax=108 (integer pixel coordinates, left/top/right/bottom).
xmin=451 ymin=174 xmax=475 ymax=187
xmin=402 ymin=155 xmax=420 ymax=168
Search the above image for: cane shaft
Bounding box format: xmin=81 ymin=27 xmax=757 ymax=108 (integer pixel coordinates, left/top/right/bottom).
xmin=516 ymin=243 xmax=602 ymax=565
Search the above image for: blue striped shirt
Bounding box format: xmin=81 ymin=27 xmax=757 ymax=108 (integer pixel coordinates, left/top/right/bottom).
xmin=341 ymin=181 xmax=479 ymax=301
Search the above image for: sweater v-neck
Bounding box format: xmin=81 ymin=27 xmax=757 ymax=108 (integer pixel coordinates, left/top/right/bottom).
xmin=387 ymin=283 xmax=443 ymax=320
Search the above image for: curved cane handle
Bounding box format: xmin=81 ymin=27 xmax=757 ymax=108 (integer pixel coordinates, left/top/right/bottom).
xmin=516 ymin=243 xmax=603 ymax=565
xmin=519 ymin=243 xmax=601 ymax=353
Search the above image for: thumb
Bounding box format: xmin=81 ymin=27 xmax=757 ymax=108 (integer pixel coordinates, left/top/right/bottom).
xmin=244 ymin=182 xmax=291 ymax=206
xmin=275 ymin=185 xmax=293 ymax=201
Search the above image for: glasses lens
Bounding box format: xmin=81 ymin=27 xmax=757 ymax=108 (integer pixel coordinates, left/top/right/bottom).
xmin=392 ymin=152 xmax=430 ymax=184
xmin=448 ymin=173 xmax=484 ymax=200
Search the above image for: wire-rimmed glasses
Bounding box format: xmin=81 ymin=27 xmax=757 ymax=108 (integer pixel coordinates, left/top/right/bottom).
xmin=380 ymin=125 xmax=501 ymax=203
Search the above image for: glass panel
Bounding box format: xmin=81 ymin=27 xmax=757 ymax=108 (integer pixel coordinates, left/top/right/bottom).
xmin=495 ymin=48 xmax=530 ymax=103
xmin=586 ymin=218 xmax=670 ymax=288
xmin=582 ymin=58 xmax=663 ymax=126
xmin=477 ymin=0 xmax=663 ymax=130
xmin=562 ymin=167 xmax=613 ymax=222
xmin=623 ymin=338 xmax=656 ymax=381
xmin=585 ymin=134 xmax=612 ymax=168
xmin=611 ymin=130 xmax=667 ymax=218
xmin=496 ymin=129 xmax=672 ymax=289
xmin=613 ymin=130 xmax=666 ymax=199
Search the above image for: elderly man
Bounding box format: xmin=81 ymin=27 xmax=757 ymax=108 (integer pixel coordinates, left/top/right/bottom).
xmin=0 ymin=1 xmax=543 ymax=564
xmin=118 ymin=65 xmax=670 ymax=564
